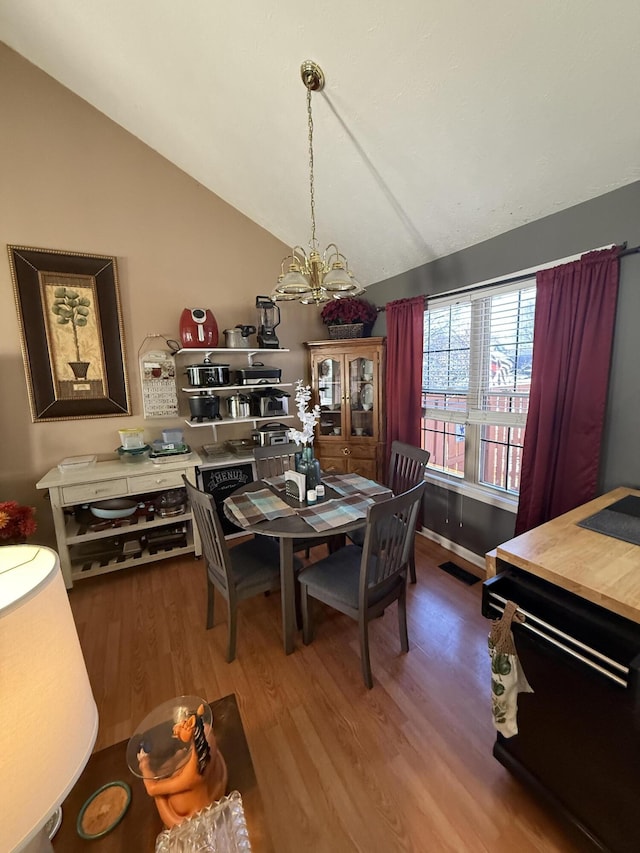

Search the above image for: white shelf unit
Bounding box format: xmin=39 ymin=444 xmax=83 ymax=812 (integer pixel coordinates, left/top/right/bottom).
xmin=36 ymin=454 xmax=202 ymax=588
xmin=178 ymin=347 xmax=293 ymax=438
xmin=176 ymin=347 xmax=290 ymax=359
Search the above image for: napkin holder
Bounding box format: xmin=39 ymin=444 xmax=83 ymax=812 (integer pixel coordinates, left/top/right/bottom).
xmin=284 ymin=470 xmax=306 ymax=503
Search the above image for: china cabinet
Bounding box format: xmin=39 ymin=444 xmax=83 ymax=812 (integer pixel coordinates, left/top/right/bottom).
xmin=306 ymin=337 xmax=386 ymax=481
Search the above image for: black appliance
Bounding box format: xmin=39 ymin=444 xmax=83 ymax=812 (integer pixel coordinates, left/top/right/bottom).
xmin=482 ymin=568 xmax=640 ymax=853
xmin=232 ymin=365 xmax=282 ymax=385
xmin=188 ymin=392 xmax=222 ymax=422
xmin=251 ymin=422 xmax=291 ymax=446
xmin=256 ymin=295 xmax=281 ymax=349
xmin=184 ymin=360 xmax=230 ymax=388
xmin=249 ymin=389 xmax=289 ymax=418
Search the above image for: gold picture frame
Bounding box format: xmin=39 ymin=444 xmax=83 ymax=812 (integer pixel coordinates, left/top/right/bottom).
xmin=8 ymin=245 xmax=130 ymax=422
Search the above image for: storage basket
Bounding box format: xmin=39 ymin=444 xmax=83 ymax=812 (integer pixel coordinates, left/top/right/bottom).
xmin=328 ymin=323 xmax=364 ymax=339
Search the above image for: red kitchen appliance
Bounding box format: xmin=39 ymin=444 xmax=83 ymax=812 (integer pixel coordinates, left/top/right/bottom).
xmin=179 ymin=308 xmax=219 ymax=348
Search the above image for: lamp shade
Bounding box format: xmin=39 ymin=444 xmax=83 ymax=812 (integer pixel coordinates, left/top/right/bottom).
xmin=0 ymin=546 xmax=98 ymax=852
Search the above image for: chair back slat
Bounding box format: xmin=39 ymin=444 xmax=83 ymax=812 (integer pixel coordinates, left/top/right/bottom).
xmin=360 ymin=482 xmax=425 ymax=598
xmin=388 ymin=440 xmax=431 ymax=494
xmin=183 ymin=475 xmax=231 ymax=591
xmin=253 ymin=442 xmax=299 ymax=480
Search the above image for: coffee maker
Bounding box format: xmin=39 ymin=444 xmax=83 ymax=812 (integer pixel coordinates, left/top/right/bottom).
xmin=256 ymin=296 xmax=281 ymax=349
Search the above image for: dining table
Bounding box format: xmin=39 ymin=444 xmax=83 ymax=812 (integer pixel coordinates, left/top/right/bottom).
xmin=223 ymin=472 xmax=392 ymax=654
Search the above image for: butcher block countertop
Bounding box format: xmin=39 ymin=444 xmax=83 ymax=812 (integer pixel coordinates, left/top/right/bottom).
xmin=488 ymin=487 xmax=640 ymax=625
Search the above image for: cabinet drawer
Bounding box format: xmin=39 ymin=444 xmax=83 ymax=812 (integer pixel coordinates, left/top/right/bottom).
xmin=62 ymin=479 xmax=128 ymax=504
xmin=317 ymin=442 xmax=377 ymax=460
xmin=347 ymin=443 xmax=377 ymax=460
xmin=128 ymin=470 xmax=185 ymax=493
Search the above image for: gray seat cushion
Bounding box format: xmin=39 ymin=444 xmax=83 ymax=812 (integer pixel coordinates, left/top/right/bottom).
xmin=298 ymin=545 xmax=401 ymax=609
xmin=229 ymin=537 xmax=301 ymax=592
xmin=347 ymin=525 xmax=365 ymax=547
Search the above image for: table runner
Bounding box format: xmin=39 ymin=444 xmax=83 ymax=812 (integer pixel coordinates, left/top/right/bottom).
xmin=262 ymin=474 xmax=287 ymax=492
xmin=322 ymin=473 xmax=392 ymax=498
xmin=297 ymin=495 xmax=374 ymax=532
xmin=224 ymin=489 xmax=296 ymax=526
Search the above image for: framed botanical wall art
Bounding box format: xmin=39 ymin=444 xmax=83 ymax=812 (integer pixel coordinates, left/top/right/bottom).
xmin=8 ymin=245 xmax=131 ymax=422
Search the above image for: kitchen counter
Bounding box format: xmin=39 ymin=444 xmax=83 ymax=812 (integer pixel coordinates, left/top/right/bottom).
xmin=487 ymin=487 xmax=640 ymax=624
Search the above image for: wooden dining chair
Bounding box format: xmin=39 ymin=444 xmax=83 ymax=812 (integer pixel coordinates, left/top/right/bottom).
xmin=253 ymin=442 xmax=329 ymax=558
xmin=253 ymin=442 xmax=300 ymax=479
xmin=298 ymin=482 xmax=426 ymax=689
xmin=183 ymin=475 xmax=298 ymax=662
xmin=348 ymin=441 xmax=430 ymax=583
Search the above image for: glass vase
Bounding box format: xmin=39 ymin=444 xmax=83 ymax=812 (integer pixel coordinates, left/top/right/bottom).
xmin=296 ymin=446 xmax=321 ymax=491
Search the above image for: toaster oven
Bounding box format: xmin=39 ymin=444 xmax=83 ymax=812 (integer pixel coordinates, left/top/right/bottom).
xmin=249 ymin=389 xmax=289 ymax=418
xmin=233 ymin=366 xmax=282 ymax=385
xmin=252 ymin=423 xmax=291 ymax=446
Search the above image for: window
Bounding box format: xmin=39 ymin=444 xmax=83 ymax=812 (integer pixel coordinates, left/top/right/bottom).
xmin=422 ymin=278 xmax=536 ymax=498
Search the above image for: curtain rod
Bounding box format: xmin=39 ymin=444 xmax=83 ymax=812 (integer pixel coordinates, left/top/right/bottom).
xmin=376 ymin=242 xmax=640 ymax=311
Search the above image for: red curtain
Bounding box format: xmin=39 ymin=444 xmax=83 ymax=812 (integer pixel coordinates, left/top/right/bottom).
xmin=515 ymin=247 xmax=620 ymax=534
xmin=385 ymin=296 xmax=424 ymax=471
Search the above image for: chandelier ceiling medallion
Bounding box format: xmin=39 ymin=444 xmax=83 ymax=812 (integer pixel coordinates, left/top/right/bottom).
xmin=272 ymin=61 xmax=364 ymax=306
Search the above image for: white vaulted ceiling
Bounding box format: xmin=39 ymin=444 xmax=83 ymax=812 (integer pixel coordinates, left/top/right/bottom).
xmin=1 ymin=0 xmax=639 ymax=287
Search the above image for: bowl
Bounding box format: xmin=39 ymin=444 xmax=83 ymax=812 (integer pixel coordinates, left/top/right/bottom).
xmin=117 ymin=445 xmax=151 ymax=463
xmin=90 ymin=498 xmax=138 ymax=519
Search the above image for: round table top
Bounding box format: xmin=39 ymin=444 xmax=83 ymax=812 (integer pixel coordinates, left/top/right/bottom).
xmin=224 ymin=479 xmax=372 ymax=539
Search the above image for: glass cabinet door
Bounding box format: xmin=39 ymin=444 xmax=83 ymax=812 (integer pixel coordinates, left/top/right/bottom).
xmin=347 ymin=354 xmax=375 ymax=439
xmin=315 ymin=355 xmax=344 ymax=438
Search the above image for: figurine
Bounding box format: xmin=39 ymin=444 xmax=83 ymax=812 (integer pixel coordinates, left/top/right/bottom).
xmin=136 ymin=703 xmax=227 ymax=828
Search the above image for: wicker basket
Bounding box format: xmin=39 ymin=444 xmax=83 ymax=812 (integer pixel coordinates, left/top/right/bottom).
xmin=328 ymin=323 xmax=364 ymax=340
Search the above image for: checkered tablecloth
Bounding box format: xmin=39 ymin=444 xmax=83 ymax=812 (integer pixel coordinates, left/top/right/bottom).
xmin=224 ymin=489 xmax=297 ymax=526
xmin=297 ymin=494 xmax=375 ymax=532
xmin=322 ymin=473 xmax=391 ymax=499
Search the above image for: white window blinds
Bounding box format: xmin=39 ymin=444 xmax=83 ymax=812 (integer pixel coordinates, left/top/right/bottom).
xmin=424 ymin=277 xmax=536 ymax=428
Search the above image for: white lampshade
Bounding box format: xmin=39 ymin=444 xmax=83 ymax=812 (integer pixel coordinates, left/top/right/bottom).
xmin=0 ymin=545 xmax=98 ymax=852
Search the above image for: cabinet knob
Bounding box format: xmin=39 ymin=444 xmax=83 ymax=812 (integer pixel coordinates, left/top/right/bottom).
xmin=341 ymin=447 xmax=351 ymax=456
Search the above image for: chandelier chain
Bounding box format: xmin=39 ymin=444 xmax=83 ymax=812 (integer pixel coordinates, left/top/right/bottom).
xmin=272 ymin=61 xmax=364 ymax=304
xmin=307 ymin=86 xmax=317 ymax=249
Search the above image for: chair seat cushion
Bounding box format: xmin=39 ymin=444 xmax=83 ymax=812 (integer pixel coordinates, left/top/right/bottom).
xmin=298 ymin=545 xmax=401 ymax=609
xmin=347 ymin=525 xmax=365 ymax=548
xmin=230 ymin=537 xmax=290 ymax=591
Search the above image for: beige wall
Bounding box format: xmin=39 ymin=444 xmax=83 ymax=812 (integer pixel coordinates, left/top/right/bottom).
xmin=0 ymin=44 xmax=324 ymax=546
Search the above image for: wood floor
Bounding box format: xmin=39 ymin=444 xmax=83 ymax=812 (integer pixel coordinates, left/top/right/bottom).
xmin=69 ymin=535 xmax=592 ymax=852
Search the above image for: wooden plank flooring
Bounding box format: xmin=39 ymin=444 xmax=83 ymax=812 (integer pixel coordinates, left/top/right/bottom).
xmin=69 ymin=535 xmax=592 ymax=852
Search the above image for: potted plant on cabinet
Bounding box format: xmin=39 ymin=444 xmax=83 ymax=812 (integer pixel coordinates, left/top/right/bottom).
xmin=320 ymin=297 xmax=378 ymax=339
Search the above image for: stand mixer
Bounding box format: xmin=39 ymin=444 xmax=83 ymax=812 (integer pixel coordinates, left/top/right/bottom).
xmin=256 ymin=295 xmax=281 ymax=348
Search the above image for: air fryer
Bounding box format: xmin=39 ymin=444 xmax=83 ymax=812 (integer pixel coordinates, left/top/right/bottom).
xmin=180 ymin=308 xmax=219 ymax=348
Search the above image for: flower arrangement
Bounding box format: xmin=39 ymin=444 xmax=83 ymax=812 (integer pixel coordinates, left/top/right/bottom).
xmin=320 ymin=297 xmax=378 ymax=327
xmin=288 ymin=380 xmax=320 ymax=446
xmin=0 ymin=501 xmax=37 ymax=543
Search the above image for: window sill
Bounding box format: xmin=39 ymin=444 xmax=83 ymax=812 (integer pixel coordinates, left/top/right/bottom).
xmin=424 ymin=471 xmax=519 ymax=514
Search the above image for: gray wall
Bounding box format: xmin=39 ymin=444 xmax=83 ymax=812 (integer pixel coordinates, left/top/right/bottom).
xmin=368 ymin=181 xmax=640 ymax=558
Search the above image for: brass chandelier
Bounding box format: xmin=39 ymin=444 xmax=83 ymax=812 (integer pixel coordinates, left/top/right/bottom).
xmin=272 ymin=61 xmax=364 ymax=305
